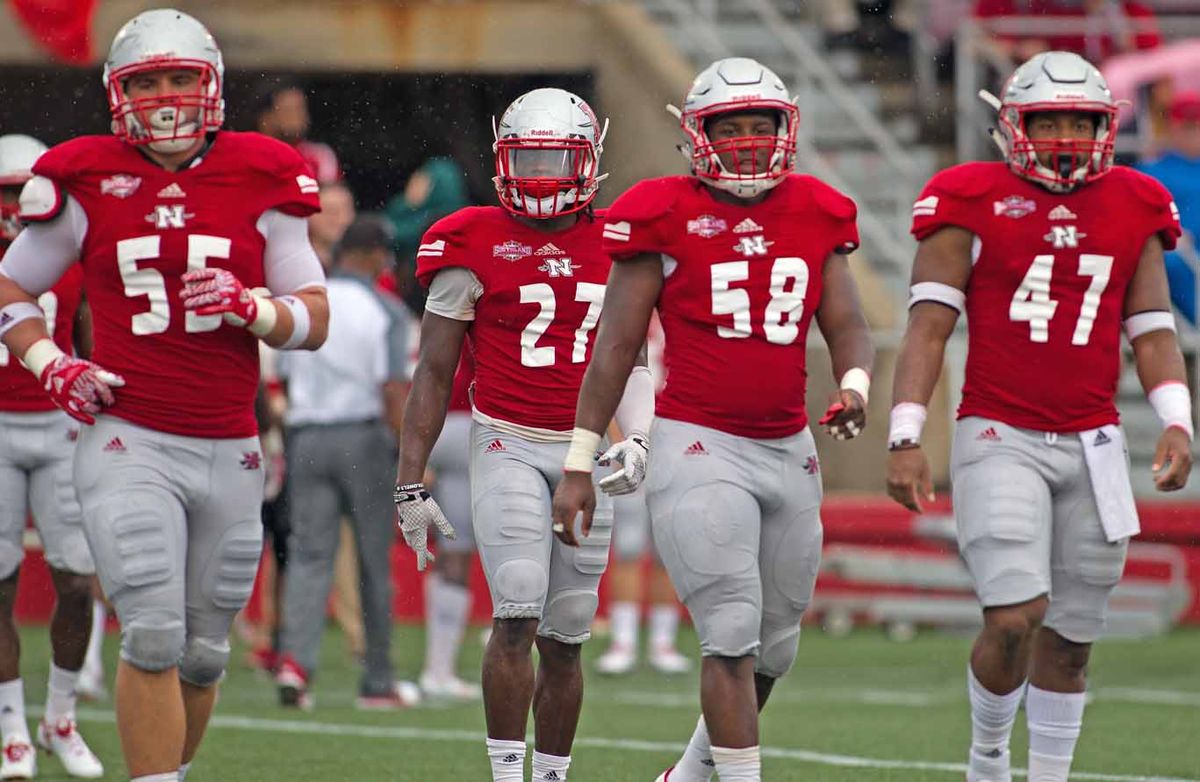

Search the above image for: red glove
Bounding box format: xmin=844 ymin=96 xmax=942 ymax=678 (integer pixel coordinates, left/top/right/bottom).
xmin=40 ymin=354 xmax=125 ymax=425
xmin=180 ymin=268 xmax=258 ymax=325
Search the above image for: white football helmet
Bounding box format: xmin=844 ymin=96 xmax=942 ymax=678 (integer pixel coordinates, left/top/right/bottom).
xmin=0 ymin=134 xmax=47 ymax=243
xmin=983 ymin=50 xmax=1118 ymax=193
xmin=103 ymin=8 xmax=225 ymax=153
xmin=669 ymin=57 xmax=799 ymax=199
xmin=493 ymin=88 xmax=608 ymax=218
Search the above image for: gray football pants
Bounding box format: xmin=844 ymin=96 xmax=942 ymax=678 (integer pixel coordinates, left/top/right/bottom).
xmin=281 ymin=420 xmax=397 ymax=694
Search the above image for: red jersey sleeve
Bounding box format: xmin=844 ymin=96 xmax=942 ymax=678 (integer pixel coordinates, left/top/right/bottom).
xmin=236 ymin=133 xmax=322 ymax=218
xmin=1127 ymin=168 xmax=1182 ymax=251
xmin=806 ymin=176 xmax=860 ymax=254
xmin=910 ymin=163 xmax=995 ymax=241
xmin=601 ymin=177 xmax=685 ymax=259
xmin=414 ymin=207 xmax=483 ymax=288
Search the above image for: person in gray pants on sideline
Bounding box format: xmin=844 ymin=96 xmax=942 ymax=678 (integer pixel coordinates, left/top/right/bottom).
xmin=274 ymin=216 xmax=420 ymax=710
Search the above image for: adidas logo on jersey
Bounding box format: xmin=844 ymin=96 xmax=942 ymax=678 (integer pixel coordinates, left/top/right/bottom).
xmin=484 ymin=439 xmax=506 ymax=454
xmin=733 ymin=218 xmax=764 ymax=234
xmin=1048 ymin=205 xmax=1077 ymax=221
xmin=103 ymin=437 xmax=126 ymax=453
xmin=156 ymin=182 xmax=187 ymax=198
xmin=976 ymin=427 xmax=1001 ymax=442
xmin=1093 ymin=430 xmax=1112 ymax=446
xmin=684 ymin=440 xmax=709 ymax=456
xmin=536 ymin=242 xmax=565 ymax=256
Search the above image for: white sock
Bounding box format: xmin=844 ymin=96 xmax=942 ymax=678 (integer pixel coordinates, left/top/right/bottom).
xmin=131 ymin=774 xmax=179 ymax=782
xmin=178 ymin=762 xmax=191 ymax=781
xmin=0 ymin=678 xmax=28 ymax=741
xmin=486 ymin=737 xmax=526 ymax=782
xmin=710 ymin=745 xmax=760 ymax=782
xmin=670 ymin=715 xmax=715 ymax=781
xmin=45 ymin=663 xmax=80 ymax=724
xmin=424 ymin=574 xmax=471 ymax=680
xmin=608 ymin=601 xmax=639 ymax=650
xmin=1026 ymin=685 xmax=1086 ymax=782
xmin=532 ymin=750 xmax=570 ymax=781
xmin=967 ymin=666 xmax=1024 ymax=782
xmin=82 ymin=599 xmax=106 ymax=680
xmin=649 ymin=604 xmax=679 ymax=650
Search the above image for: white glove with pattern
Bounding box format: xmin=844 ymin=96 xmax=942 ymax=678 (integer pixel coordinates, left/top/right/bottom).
xmin=597 ymin=435 xmax=649 ymax=496
xmin=394 ymin=482 xmax=456 ymax=571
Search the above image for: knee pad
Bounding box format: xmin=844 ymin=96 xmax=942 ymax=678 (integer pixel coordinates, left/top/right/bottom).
xmin=756 ymin=623 xmax=801 ymax=678
xmin=199 ymin=520 xmax=263 ymax=611
xmin=540 ymin=588 xmax=598 ymax=644
xmin=121 ymin=617 xmax=185 ymax=672
xmin=696 ymin=599 xmax=760 ymax=658
xmin=491 ymin=558 xmax=548 ymax=619
xmin=179 ymin=636 xmax=230 ymax=687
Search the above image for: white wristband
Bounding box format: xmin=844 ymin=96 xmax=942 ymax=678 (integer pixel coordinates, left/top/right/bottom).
xmin=246 ymin=294 xmax=278 ymax=338
xmin=840 ymin=367 xmax=871 ymax=406
xmin=564 ymin=427 xmax=602 ymax=473
xmin=1148 ymin=381 xmax=1194 ymax=440
xmin=277 ymin=295 xmax=311 ymax=350
xmin=20 ymin=338 xmax=66 ymax=378
xmin=888 ymin=402 xmax=928 ymax=444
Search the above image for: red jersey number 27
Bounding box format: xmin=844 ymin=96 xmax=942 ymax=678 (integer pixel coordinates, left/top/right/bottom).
xmin=518 ymin=282 xmax=605 ymax=368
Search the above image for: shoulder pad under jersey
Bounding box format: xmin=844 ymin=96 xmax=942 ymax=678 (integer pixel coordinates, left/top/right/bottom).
xmin=18 ymin=175 xmax=64 ymax=222
xmin=797 ymin=175 xmax=857 ymax=222
xmin=30 ymin=136 xmax=123 ymax=185
xmin=607 ymin=176 xmax=690 ymax=224
xmin=924 ymin=162 xmax=1001 ymax=200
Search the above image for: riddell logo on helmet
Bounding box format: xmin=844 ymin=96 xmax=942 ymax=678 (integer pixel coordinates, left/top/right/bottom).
xmin=729 ymin=94 xmax=763 ymax=103
xmin=1054 ymin=93 xmax=1088 ymax=100
xmin=528 ymin=129 xmax=559 ymax=136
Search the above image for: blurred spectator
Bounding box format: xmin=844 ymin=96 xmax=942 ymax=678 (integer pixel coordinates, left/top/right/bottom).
xmin=275 ymin=216 xmax=420 ymax=710
xmin=309 ymin=181 xmax=356 ymax=269
xmin=255 ymin=81 xmax=342 ymax=184
xmin=974 ymin=0 xmax=1160 ymax=63
xmin=820 ymin=0 xmax=917 ymax=51
xmin=1137 ymin=92 xmax=1200 ymax=324
xmin=385 ymin=157 xmax=470 ymax=313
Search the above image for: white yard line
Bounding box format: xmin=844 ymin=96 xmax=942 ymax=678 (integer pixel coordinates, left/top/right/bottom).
xmin=1094 ymin=687 xmax=1200 ymax=707
xmin=66 ymin=708 xmax=1200 ymax=782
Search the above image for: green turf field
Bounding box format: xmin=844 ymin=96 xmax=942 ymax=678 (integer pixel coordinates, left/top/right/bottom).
xmin=14 ymin=624 xmax=1200 ymax=780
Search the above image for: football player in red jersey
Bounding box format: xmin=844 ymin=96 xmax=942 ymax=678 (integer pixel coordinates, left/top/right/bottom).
xmin=552 ymin=58 xmax=874 ymax=782
xmin=0 ymin=134 xmax=103 ymax=779
xmin=0 ymin=10 xmax=328 ymax=782
xmin=395 ymin=88 xmax=653 ymax=782
xmin=886 ymin=51 xmax=1191 ymax=782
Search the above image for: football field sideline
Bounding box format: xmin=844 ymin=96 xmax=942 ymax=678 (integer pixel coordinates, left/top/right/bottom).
xmin=61 ymin=706 xmax=1200 ymax=782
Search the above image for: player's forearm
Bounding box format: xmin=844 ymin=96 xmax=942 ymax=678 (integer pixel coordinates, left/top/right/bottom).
xmin=576 ymin=336 xmax=641 ymax=436
xmin=396 ymin=368 xmax=454 ymax=485
xmin=259 ymin=289 xmax=329 ymax=350
xmin=1132 ymin=330 xmax=1189 ymax=393
xmin=892 ymin=310 xmax=953 ymax=406
xmin=826 ymin=321 xmax=875 ymax=389
xmin=0 ymin=316 xmax=51 ymax=369
xmin=383 ymin=380 xmax=410 ymax=440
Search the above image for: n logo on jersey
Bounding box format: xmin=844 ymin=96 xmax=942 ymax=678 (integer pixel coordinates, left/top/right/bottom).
xmin=733 ymin=235 xmax=773 ymax=257
xmin=145 ymin=204 xmax=193 ymax=229
xmin=1044 ymin=225 xmax=1086 ymax=248
xmin=538 ymin=258 xmax=577 ymax=277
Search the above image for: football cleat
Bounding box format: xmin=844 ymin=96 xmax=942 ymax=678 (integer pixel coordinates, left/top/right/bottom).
xmin=0 ymin=736 xmax=35 ymax=780
xmin=595 ymin=643 xmax=637 ymax=676
xmin=649 ymin=644 xmax=692 ymax=675
xmin=246 ymin=647 xmax=281 ymax=676
xmin=419 ymin=672 xmax=481 ymax=703
xmin=275 ymin=655 xmax=313 ymax=711
xmin=355 ymin=680 xmax=421 ymax=711
xmin=37 ymin=719 xmax=103 ymax=778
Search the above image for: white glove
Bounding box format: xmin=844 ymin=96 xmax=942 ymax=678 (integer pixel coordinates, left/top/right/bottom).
xmin=394 ymin=482 xmax=456 ymax=571
xmin=597 ymin=435 xmax=649 ymax=496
